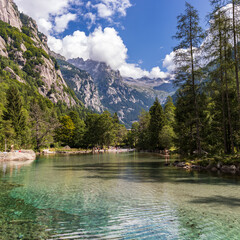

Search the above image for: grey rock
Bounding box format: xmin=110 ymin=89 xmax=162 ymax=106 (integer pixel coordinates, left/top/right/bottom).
xmin=0 ymin=0 xmax=22 ymax=30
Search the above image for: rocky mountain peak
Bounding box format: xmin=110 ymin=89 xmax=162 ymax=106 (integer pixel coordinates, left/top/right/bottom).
xmin=0 ymin=0 xmax=22 ymax=30
xmin=68 ymin=58 xmax=122 ymax=85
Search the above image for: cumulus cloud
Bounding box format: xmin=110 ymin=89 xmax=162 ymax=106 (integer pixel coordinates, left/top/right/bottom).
xmin=93 ymin=0 xmax=132 ymax=19
xmin=14 ymin=0 xmax=76 ymax=34
xmin=95 ymin=3 xmax=113 ymax=18
xmin=163 ymin=51 xmax=176 ymax=73
xmin=48 ymin=27 xmax=169 ymax=79
xmin=15 ymin=0 xmax=169 ymax=79
xmin=54 ymin=13 xmax=77 ymax=33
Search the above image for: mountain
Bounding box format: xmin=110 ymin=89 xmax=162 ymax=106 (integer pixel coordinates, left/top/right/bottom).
xmin=0 ymin=0 xmax=81 ymax=107
xmin=0 ymin=0 xmax=176 ymax=128
xmin=66 ymin=58 xmax=175 ymax=127
xmin=153 ymin=83 xmax=177 ymax=93
xmin=56 ymin=59 xmax=103 ymax=112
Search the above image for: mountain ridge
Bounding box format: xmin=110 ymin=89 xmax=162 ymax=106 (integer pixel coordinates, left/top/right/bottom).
xmin=65 ymin=57 xmax=175 ymax=127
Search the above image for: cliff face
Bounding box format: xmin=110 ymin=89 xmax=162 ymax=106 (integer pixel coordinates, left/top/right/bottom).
xmin=57 ymin=59 xmax=104 ymax=112
xmin=0 ymin=0 xmax=76 ymax=106
xmin=68 ymin=58 xmax=166 ymax=127
xmin=0 ymin=0 xmax=22 ymax=30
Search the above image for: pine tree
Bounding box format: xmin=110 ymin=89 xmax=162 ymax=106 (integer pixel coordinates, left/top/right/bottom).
xmin=149 ymin=98 xmax=166 ymax=150
xmin=173 ymin=2 xmax=205 ymax=154
xmin=3 ymin=86 xmax=27 ymax=146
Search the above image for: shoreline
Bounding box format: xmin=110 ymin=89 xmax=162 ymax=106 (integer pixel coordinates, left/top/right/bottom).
xmin=172 ymin=160 xmax=240 ymax=175
xmin=0 ymin=150 xmax=36 ymax=162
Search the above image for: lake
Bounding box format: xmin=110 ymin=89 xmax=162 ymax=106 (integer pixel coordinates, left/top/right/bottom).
xmin=1 ymin=152 xmax=240 ymax=239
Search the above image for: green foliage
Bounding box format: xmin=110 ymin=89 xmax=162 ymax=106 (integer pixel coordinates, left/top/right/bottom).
xmin=127 ymin=98 xmax=177 ymax=151
xmin=149 ymin=98 xmax=166 ymax=150
xmin=164 ymin=96 xmax=176 ymax=126
xmin=137 ymin=110 xmax=151 ymax=150
xmin=69 ymin=111 xmax=86 ymax=148
xmin=173 ymin=2 xmax=205 ymax=155
xmin=159 ymin=125 xmax=176 ymax=150
xmin=55 ymin=116 xmax=75 ymax=146
xmin=2 ymin=86 xmax=27 ymax=147
xmin=126 ymin=122 xmax=139 ymax=148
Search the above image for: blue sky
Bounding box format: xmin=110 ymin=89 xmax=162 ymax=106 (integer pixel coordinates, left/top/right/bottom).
xmin=119 ymin=0 xmax=211 ymax=71
xmin=16 ymin=0 xmax=211 ymax=78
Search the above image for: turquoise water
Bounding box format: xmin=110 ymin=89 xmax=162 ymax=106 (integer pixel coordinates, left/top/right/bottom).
xmin=1 ymin=153 xmax=240 ymax=239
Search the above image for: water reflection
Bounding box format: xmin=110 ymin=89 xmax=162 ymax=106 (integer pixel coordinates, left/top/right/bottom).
xmin=0 ymin=153 xmax=240 ymax=239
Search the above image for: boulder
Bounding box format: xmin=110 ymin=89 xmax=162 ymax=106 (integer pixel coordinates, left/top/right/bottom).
xmin=1 ymin=150 xmax=36 ymax=161
xmin=221 ymin=165 xmax=237 ymax=173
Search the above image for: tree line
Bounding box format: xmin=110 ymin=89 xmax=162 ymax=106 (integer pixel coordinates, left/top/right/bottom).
xmin=0 ymin=85 xmax=129 ymax=151
xmin=127 ymin=0 xmax=240 ymax=157
xmin=126 ymin=97 xmax=176 ymax=151
xmin=173 ymin=0 xmax=240 ymax=156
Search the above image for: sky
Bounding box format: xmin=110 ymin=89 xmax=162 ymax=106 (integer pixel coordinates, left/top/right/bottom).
xmin=14 ymin=0 xmax=211 ymax=79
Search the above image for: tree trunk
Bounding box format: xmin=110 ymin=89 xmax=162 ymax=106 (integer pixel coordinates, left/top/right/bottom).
xmin=219 ymin=20 xmax=228 ymax=153
xmin=190 ymin=15 xmax=202 ymax=154
xmin=224 ymin=35 xmax=234 ymax=153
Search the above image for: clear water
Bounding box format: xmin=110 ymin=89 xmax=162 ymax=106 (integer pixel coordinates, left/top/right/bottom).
xmin=1 ymin=152 xmax=240 ymax=239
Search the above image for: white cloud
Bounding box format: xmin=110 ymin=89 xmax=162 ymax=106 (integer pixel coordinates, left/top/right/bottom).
xmin=94 ymin=0 xmax=132 ymax=19
xmin=14 ymin=0 xmax=76 ymax=34
xmin=54 ymin=13 xmax=77 ymax=33
xmin=84 ymin=12 xmax=97 ymax=29
xmin=163 ymin=51 xmax=176 ymax=73
xmin=15 ymin=0 xmax=169 ymax=79
xmin=38 ymin=18 xmax=53 ymax=34
xmin=48 ymin=27 xmax=169 ymax=79
xmin=95 ymin=3 xmax=113 ymax=18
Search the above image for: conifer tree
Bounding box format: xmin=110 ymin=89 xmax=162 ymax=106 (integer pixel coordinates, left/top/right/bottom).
xmin=173 ymin=2 xmax=205 ymax=154
xmin=149 ymin=98 xmax=166 ymax=150
xmin=3 ymin=86 xmax=27 ymax=146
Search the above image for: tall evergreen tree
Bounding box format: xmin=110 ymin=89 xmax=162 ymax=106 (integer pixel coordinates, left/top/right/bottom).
xmin=149 ymin=98 xmax=166 ymax=150
xmin=3 ymin=86 xmax=27 ymax=146
xmin=173 ymin=2 xmax=205 ymax=154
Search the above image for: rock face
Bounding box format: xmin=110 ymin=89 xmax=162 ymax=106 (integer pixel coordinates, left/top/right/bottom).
xmin=0 ymin=0 xmax=77 ymax=107
xmin=57 ymin=59 xmax=103 ymax=112
xmin=4 ymin=66 xmax=25 ymax=83
xmin=68 ymin=58 xmax=173 ymax=127
xmin=0 ymin=0 xmax=22 ymax=30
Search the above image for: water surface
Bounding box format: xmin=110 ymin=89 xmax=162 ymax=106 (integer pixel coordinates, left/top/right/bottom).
xmin=1 ymin=153 xmax=240 ymax=239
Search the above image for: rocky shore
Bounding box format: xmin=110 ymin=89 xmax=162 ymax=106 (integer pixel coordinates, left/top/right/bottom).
xmin=173 ymin=160 xmax=240 ymax=174
xmin=0 ymin=150 xmax=36 ymax=162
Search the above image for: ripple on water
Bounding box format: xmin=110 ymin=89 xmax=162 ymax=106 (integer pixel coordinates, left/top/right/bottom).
xmin=1 ymin=153 xmax=240 ymax=239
